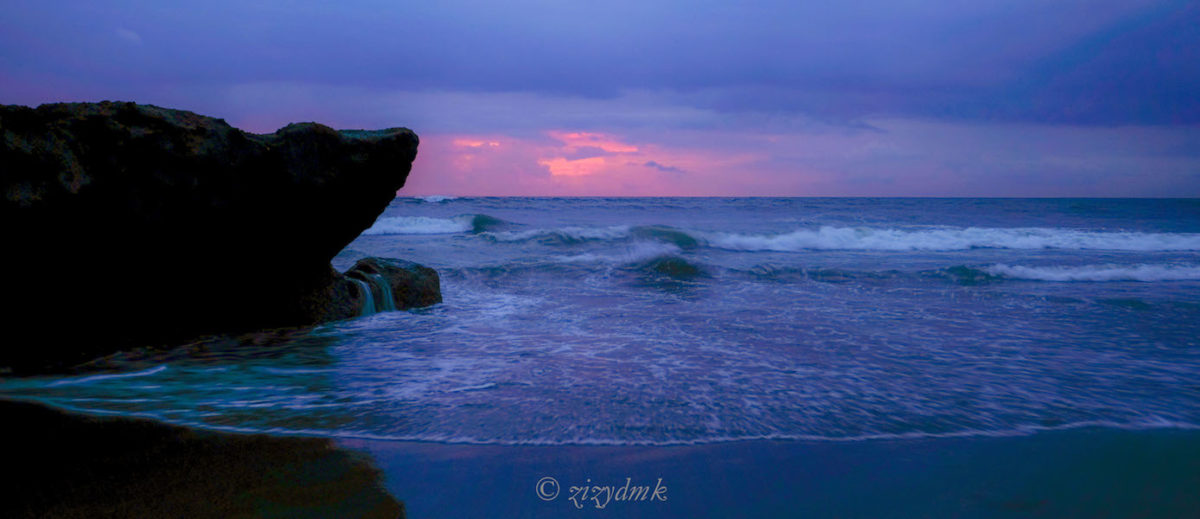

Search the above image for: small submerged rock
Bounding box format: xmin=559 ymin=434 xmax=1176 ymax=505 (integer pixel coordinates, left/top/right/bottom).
xmin=338 ymin=257 xmax=442 ymax=318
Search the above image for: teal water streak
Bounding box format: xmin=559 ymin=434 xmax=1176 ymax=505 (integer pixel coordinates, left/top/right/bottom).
xmin=368 ymin=273 xmax=397 ymax=312
xmin=351 ymin=278 xmax=376 ymax=316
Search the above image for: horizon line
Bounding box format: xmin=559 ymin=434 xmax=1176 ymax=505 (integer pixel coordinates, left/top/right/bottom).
xmin=398 ymin=194 xmax=1200 ymax=200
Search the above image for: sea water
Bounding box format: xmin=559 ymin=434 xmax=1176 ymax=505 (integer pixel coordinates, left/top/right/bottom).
xmin=2 ymin=198 xmax=1199 ymax=446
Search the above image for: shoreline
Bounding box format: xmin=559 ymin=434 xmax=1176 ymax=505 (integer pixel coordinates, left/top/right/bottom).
xmin=6 ymin=398 xmax=1199 ymax=518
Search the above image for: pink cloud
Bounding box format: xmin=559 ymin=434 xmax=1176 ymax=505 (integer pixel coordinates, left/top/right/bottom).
xmin=538 ymin=156 xmax=608 ymax=177
xmin=400 ymin=120 xmax=1200 ymax=197
xmin=546 ymin=131 xmax=639 ymax=153
xmin=406 ymin=130 xmax=762 ymax=196
xmin=452 ymin=138 xmax=501 ymax=148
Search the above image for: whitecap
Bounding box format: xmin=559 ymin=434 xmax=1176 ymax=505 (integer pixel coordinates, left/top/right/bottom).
xmin=704 ymin=226 xmax=1200 ymax=252
xmin=985 ymin=263 xmax=1200 ymax=282
xmin=480 ymin=225 xmax=632 ymax=244
xmin=364 ymin=215 xmax=475 ymax=235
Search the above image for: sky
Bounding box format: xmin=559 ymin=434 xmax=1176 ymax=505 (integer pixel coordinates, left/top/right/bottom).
xmin=1 ymin=0 xmax=1198 ymax=196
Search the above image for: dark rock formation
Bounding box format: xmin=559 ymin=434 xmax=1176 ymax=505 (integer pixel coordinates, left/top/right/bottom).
xmin=1 ymin=101 xmax=436 ymax=372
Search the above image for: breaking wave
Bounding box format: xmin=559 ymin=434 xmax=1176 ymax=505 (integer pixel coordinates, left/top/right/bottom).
xmin=480 ymin=225 xmax=699 ymax=249
xmin=736 ymin=263 xmax=1200 ymax=285
xmin=480 ymin=225 xmax=633 ymax=245
xmin=364 ymin=214 xmax=504 ymax=235
xmin=984 ymin=263 xmax=1200 ymax=282
xmin=704 ymin=226 xmax=1200 ymax=252
xmin=417 ymin=195 xmax=458 ymax=203
xmin=477 ymin=224 xmax=1200 ymax=252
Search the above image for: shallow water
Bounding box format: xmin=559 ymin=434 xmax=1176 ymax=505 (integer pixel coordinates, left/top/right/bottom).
xmin=3 ymin=198 xmax=1199 ymax=445
xmin=340 ymin=427 xmax=1200 ymax=518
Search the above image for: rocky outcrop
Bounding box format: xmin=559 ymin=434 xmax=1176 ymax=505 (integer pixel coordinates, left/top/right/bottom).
xmin=318 ymin=258 xmax=443 ymax=322
xmin=1 ymin=101 xmax=436 ymax=372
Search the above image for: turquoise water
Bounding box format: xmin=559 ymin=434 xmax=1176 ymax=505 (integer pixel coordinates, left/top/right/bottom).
xmin=2 ymin=198 xmax=1199 ymax=446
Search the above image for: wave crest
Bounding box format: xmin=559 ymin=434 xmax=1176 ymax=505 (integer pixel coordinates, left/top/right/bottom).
xmin=478 ymin=223 xmax=1200 ymax=252
xmin=705 ymin=226 xmax=1200 ymax=252
xmin=364 ymin=214 xmax=504 ymax=235
xmin=406 ymin=195 xmax=457 ymax=203
xmin=985 ymin=263 xmax=1200 ymax=282
xmin=481 ymin=225 xmax=632 ymax=245
xmin=740 ymin=263 xmax=1200 ymax=284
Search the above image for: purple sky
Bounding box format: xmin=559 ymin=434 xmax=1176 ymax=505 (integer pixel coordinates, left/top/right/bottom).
xmin=2 ymin=0 xmax=1198 ymax=196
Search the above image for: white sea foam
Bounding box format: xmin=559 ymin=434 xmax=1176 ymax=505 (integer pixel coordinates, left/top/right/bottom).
xmin=481 ymin=225 xmax=632 ymax=243
xmin=364 ymin=215 xmax=474 ymax=235
xmin=418 ymin=195 xmax=457 ymax=203
xmin=704 ymin=226 xmax=1200 ymax=252
xmin=985 ymin=263 xmax=1200 ymax=282
xmin=475 ymin=224 xmax=1200 ymax=252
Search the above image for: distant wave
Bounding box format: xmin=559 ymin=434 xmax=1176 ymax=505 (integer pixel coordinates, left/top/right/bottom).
xmin=629 ymin=225 xmax=703 ymax=249
xmin=399 ymin=194 xmax=458 ymax=203
xmin=542 ymin=241 xmax=709 ymax=280
xmin=706 ymin=226 xmax=1200 ymax=252
xmin=737 ymin=263 xmax=1200 ymax=285
xmin=481 ymin=225 xmax=700 ymax=249
xmin=442 ymin=242 xmax=711 ymax=284
xmin=984 ymin=263 xmax=1200 ymax=282
xmin=478 ymin=224 xmax=1200 ymax=252
xmin=481 ymin=225 xmax=633 ymax=245
xmin=462 ymin=256 xmax=1200 ymax=285
xmin=364 ymin=214 xmax=503 ymax=235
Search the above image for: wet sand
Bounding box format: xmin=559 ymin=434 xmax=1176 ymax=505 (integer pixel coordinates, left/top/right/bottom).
xmin=342 ymin=427 xmax=1200 ymax=518
xmin=0 ymin=401 xmax=403 ymax=519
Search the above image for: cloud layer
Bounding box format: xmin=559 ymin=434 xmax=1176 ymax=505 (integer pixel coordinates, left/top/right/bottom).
xmin=2 ymin=1 xmax=1198 ymax=195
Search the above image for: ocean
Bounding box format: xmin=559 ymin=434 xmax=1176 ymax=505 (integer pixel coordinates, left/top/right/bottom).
xmin=4 ymin=197 xmax=1200 ymax=516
